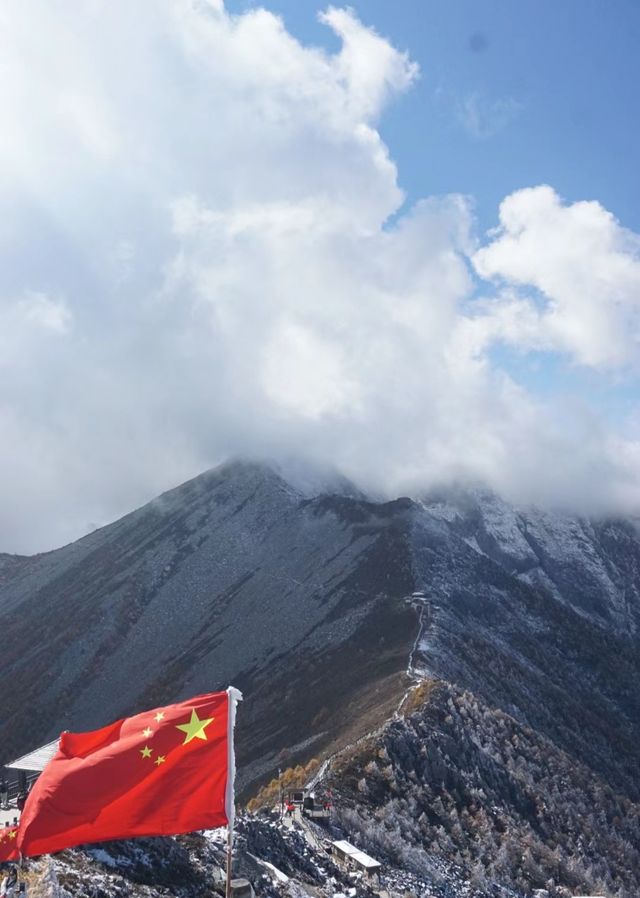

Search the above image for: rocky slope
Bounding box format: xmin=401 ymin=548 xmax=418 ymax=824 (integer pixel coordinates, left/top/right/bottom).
xmin=411 ymin=490 xmax=640 ymax=802
xmin=324 ymin=679 xmax=638 ymax=897
xmin=0 ymin=461 xmax=417 ymax=793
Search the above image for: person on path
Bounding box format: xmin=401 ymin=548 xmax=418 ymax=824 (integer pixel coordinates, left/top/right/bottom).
xmin=0 ymin=781 xmax=7 ymax=811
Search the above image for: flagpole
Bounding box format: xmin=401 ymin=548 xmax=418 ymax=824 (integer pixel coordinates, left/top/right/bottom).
xmin=225 ymin=826 xmax=233 ymax=898
xmin=225 ymin=687 xmax=242 ymax=898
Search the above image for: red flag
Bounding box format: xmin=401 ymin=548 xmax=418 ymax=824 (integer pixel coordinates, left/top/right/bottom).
xmin=18 ymin=688 xmax=241 ymax=857
xmin=0 ymin=827 xmax=19 ymax=861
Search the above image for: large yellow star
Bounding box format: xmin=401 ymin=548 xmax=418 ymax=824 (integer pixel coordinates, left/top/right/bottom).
xmin=176 ymin=709 xmax=214 ymax=745
xmin=140 ymin=745 xmax=153 ymax=759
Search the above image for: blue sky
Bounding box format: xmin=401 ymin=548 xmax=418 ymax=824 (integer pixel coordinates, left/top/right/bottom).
xmin=230 ymin=0 xmax=640 ymax=233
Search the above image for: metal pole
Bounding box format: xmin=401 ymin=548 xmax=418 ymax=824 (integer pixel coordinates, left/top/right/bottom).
xmin=224 ymin=687 xmax=242 ymax=898
xmin=225 ymin=823 xmax=233 ymax=898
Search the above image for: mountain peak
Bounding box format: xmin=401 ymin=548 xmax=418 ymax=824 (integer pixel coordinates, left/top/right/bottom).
xmin=150 ymin=456 xmax=364 ymax=513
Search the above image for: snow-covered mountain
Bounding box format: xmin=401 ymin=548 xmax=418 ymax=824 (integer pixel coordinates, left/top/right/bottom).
xmin=411 ymin=488 xmax=640 ymax=801
xmin=1 ymin=460 xmax=640 ymax=895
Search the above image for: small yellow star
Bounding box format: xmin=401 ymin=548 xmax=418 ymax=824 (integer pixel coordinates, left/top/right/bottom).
xmin=154 ymin=711 xmax=165 ymax=723
xmin=142 ymin=727 xmax=153 ymax=738
xmin=140 ymin=745 xmax=153 ymax=759
xmin=8 ymin=831 xmax=16 ymax=840
xmin=155 ymin=755 xmax=166 ymax=766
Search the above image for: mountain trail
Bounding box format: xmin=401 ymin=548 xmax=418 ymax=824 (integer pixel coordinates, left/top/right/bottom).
xmin=306 ymin=593 xmax=430 ymax=796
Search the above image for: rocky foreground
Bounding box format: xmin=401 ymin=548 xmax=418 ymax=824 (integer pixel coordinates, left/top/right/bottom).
xmin=16 ymin=814 xmax=498 ymax=898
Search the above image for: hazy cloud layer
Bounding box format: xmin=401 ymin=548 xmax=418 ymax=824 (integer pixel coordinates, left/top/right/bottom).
xmin=1 ymin=1 xmax=640 ymax=552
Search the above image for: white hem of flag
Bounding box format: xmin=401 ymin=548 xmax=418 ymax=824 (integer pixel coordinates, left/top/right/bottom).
xmin=225 ymin=686 xmax=243 ymax=832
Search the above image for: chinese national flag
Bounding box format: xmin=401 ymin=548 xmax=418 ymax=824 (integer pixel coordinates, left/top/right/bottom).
xmin=0 ymin=827 xmax=19 ymax=861
xmin=18 ymin=689 xmax=240 ymax=858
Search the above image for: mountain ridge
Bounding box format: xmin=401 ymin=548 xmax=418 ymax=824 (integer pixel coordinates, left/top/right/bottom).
xmin=1 ymin=459 xmax=639 ymax=808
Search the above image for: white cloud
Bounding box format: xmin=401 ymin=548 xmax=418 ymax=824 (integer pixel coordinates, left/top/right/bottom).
xmin=318 ymin=6 xmax=419 ymax=121
xmin=473 ymin=186 xmax=640 ymax=368
xmin=0 ymin=2 xmax=639 ymax=552
xmin=0 ymin=291 xmax=71 ymax=367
